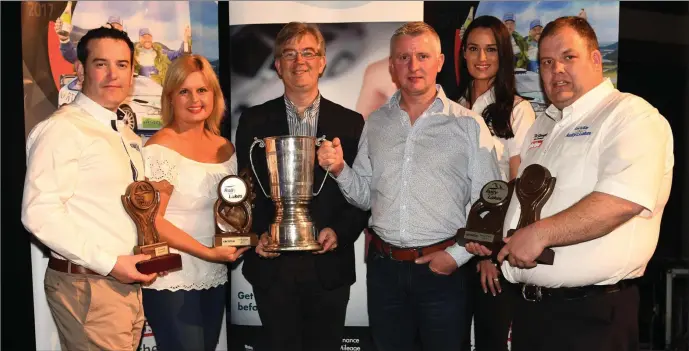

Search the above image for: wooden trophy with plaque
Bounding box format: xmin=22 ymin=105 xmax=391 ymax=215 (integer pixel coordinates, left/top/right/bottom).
xmin=457 ymin=164 xmax=557 ymax=265
xmin=456 ymin=179 xmax=515 ymax=252
xmin=214 ymin=168 xmax=259 ymax=247
xmin=122 ymin=180 xmax=183 ymax=274
xmin=503 ymin=163 xmax=557 ymax=265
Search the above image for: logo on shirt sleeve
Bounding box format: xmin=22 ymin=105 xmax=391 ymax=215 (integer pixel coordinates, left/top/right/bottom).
xmin=529 ymin=133 xmax=547 ymax=149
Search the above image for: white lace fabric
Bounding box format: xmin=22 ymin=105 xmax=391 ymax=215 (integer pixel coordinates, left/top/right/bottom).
xmin=142 ymin=144 xmax=237 ymax=291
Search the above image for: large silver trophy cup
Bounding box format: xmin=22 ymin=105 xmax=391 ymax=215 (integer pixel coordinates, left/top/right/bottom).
xmin=249 ymin=135 xmax=330 ymax=252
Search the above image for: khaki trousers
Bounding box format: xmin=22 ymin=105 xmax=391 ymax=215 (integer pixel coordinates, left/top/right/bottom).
xmin=44 ymin=267 xmax=145 ymax=351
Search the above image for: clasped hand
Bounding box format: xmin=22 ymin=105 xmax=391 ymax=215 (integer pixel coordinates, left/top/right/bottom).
xmin=256 ymin=228 xmax=339 ymax=258
xmin=465 ymin=225 xmax=548 ymax=269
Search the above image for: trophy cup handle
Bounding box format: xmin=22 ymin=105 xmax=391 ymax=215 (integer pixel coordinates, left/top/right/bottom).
xmin=314 ymin=135 xmax=331 ymax=196
xmin=249 ymin=137 xmax=270 ymax=198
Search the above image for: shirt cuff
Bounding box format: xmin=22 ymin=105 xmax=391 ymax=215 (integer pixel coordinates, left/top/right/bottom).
xmin=445 ymin=243 xmax=473 ymax=268
xmin=332 ymin=163 xmax=353 ymax=184
xmin=90 ymin=252 xmax=119 ymax=277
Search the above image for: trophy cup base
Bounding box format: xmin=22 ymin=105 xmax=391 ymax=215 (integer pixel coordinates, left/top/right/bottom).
xmin=214 ymin=233 xmax=259 ymax=247
xmin=263 ymin=223 xmax=323 ymax=252
xmin=136 ymin=254 xmax=183 ymax=274
xmin=263 ymin=242 xmax=323 ymax=252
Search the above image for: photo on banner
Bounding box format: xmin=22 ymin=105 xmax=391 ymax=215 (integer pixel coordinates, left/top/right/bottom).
xmin=470 ymin=1 xmax=620 ymax=112
xmin=20 ymin=1 xmax=220 ymax=350
xmin=226 ymin=2 xmax=423 ymax=350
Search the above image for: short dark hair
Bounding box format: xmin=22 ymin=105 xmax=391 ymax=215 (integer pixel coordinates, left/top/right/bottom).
xmin=76 ymin=26 xmax=135 ymax=65
xmin=538 ymin=16 xmax=599 ymax=53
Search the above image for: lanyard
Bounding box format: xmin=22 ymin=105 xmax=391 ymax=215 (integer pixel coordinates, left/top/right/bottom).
xmin=111 ymin=120 xmax=139 ymax=181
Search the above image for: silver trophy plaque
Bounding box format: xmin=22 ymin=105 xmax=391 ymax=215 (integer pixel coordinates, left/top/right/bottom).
xmin=249 ymin=135 xmax=330 ymax=252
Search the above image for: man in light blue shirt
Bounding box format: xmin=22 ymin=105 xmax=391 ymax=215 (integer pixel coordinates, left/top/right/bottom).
xmin=318 ymin=21 xmax=500 ymax=351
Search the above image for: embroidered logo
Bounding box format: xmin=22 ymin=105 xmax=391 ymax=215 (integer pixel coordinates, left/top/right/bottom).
xmin=529 ymin=133 xmax=547 ymax=149
xmin=566 ymin=126 xmax=592 ymax=138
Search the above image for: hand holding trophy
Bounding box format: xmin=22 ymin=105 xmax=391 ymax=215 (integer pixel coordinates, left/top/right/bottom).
xmin=122 ymin=181 xmax=183 ymax=274
xmin=249 ymin=135 xmax=329 ymax=252
xmin=458 ymin=164 xmax=556 ymax=265
xmin=214 ymin=167 xmax=259 ymax=247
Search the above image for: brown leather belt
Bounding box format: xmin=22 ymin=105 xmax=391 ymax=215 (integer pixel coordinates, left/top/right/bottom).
xmin=368 ymin=229 xmax=457 ymax=261
xmin=48 ymin=257 xmax=100 ymax=276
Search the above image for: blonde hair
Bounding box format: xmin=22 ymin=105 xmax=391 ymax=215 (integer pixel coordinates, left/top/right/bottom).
xmin=390 ymin=21 xmax=442 ymax=55
xmin=273 ymin=22 xmax=326 ymax=58
xmin=161 ymin=54 xmax=225 ymax=135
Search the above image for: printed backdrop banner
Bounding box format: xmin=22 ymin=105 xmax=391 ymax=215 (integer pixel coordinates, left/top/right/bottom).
xmin=470 ymin=1 xmax=620 ymax=114
xmin=21 ymin=1 xmax=220 ymax=350
xmin=226 ymin=2 xmax=422 ymax=350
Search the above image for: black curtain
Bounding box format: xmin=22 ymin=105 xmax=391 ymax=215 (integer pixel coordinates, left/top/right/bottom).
xmin=2 ymin=2 xmax=37 ymax=350
xmin=219 ymin=1 xmax=232 ymax=142
xmin=423 ymin=1 xmax=480 ymax=102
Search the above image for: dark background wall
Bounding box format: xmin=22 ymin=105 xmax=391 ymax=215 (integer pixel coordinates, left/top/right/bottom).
xmin=3 ymin=1 xmax=689 ymax=349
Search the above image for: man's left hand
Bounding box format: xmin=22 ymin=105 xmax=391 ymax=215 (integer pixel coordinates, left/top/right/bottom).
xmin=415 ymin=251 xmax=458 ymax=275
xmin=497 ymin=226 xmax=547 ymax=269
xmin=314 ymin=227 xmax=338 ymax=254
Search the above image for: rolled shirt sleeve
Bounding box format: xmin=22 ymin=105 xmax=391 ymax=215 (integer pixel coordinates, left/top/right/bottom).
xmin=594 ymin=104 xmax=674 ymax=218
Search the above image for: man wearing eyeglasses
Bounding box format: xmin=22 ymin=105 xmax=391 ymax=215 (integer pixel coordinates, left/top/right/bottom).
xmin=234 ymin=22 xmax=370 ymax=351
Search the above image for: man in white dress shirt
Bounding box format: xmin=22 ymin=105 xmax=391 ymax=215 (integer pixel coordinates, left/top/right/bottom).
xmin=22 ymin=26 xmax=158 ymax=350
xmin=466 ymin=16 xmax=674 ymax=351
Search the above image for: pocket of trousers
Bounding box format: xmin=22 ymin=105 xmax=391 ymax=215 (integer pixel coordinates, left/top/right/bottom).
xmin=45 ymin=272 xmax=93 ymax=324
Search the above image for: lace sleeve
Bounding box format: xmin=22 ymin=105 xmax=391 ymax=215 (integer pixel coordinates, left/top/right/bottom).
xmin=143 ymin=145 xmax=179 ymax=186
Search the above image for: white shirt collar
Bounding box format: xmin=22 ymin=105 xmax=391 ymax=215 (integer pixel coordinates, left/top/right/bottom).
xmin=73 ymin=93 xmax=118 ymax=129
xmin=458 ymin=85 xmax=496 ymax=112
xmin=545 ymin=78 xmax=615 ymax=122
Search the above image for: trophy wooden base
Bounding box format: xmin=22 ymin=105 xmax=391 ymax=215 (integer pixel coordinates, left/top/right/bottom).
xmin=133 ymin=242 xmax=183 ymax=274
xmin=456 ymin=228 xmax=503 ymax=251
xmin=456 ymin=228 xmax=555 ymax=265
xmin=491 ymin=241 xmax=555 ymax=265
xmin=214 ymin=233 xmax=259 ymax=247
xmin=136 ymin=254 xmax=183 ymax=274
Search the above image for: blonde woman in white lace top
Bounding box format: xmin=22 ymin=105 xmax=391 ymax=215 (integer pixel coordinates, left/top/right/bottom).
xmin=141 ymin=54 xmax=248 ymax=351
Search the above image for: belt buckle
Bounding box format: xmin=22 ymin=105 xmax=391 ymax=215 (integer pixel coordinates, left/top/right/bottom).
xmin=522 ymin=284 xmax=543 ymax=302
xmin=387 ymin=246 xmax=395 ymax=260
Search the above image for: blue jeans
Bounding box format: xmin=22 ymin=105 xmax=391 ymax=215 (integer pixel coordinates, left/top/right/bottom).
xmin=142 ymin=284 xmax=227 ymax=351
xmin=367 ymin=250 xmax=471 ymax=351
